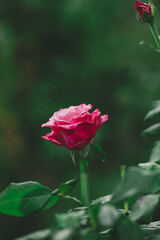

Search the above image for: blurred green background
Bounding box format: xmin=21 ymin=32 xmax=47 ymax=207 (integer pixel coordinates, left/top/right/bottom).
xmin=0 ymin=0 xmax=160 ymax=239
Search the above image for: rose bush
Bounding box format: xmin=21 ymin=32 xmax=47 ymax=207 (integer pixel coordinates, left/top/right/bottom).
xmin=134 ymin=0 xmax=155 ymax=23
xmin=41 ymin=104 xmax=108 ymax=149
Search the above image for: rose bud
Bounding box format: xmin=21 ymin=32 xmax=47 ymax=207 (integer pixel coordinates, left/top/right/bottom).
xmin=41 ymin=104 xmax=108 ymax=150
xmin=134 ymin=0 xmax=156 ymax=24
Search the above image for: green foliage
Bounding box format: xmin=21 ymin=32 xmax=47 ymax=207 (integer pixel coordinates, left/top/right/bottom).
xmin=77 ymin=145 xmax=90 ymax=159
xmin=143 ymin=102 xmax=160 ymax=165
xmin=111 ymin=167 xmax=160 ymax=205
xmin=138 ymin=162 xmax=160 ymax=171
xmin=129 ymin=194 xmax=159 ymax=221
xmin=115 ymin=216 xmax=142 ymax=240
xmin=54 ymin=228 xmax=75 ymax=240
xmin=141 ymin=221 xmax=160 ymax=239
xmin=41 ymin=194 xmax=59 ymax=211
xmin=70 ymin=150 xmax=77 ymax=165
xmin=91 ymin=194 xmax=112 ymax=206
xmin=9 ymin=160 xmax=160 ymax=239
xmin=0 ymin=182 xmax=52 ymax=216
xmin=138 ymin=101 xmax=160 ymax=240
xmin=149 ymin=141 xmax=160 ymax=164
xmin=55 ymin=210 xmax=87 ymax=229
xmin=59 ymin=179 xmax=77 ymax=194
xmin=142 ymin=123 xmax=160 ymax=136
xmin=98 ymin=204 xmax=120 ymax=228
xmin=0 ymin=179 xmax=78 ymax=216
xmin=153 ymin=233 xmax=160 ymax=240
xmin=14 ymin=229 xmax=52 ymax=240
xmin=145 ymin=101 xmax=160 ymax=121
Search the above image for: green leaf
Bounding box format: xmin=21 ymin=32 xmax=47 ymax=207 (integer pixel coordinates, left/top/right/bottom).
xmin=59 ymin=179 xmax=77 ymax=194
xmin=70 ymin=150 xmax=76 ymax=165
xmin=77 ymin=144 xmax=90 ymax=159
xmin=141 ymin=221 xmax=160 ymax=237
xmin=51 ymin=188 xmax=59 ymax=195
xmin=69 ymin=206 xmax=87 ymax=212
xmin=139 ymin=40 xmax=158 ymax=52
xmin=139 ymin=162 xmax=160 ymax=171
xmin=41 ymin=188 xmax=60 ymax=210
xmin=91 ymin=194 xmax=112 ymax=206
xmin=98 ymin=204 xmax=120 ymax=228
xmin=42 ymin=179 xmax=78 ymax=210
xmin=145 ymin=101 xmax=160 ymax=121
xmin=54 ymin=228 xmax=99 ymax=240
xmin=99 ymin=229 xmax=112 ymax=237
xmin=142 ymin=123 xmax=160 ymax=136
xmin=55 ymin=210 xmax=86 ymax=229
xmin=0 ymin=182 xmax=52 ymax=216
xmin=14 ymin=229 xmax=52 ymax=240
xmin=115 ymin=216 xmax=142 ymax=240
xmin=129 ymin=194 xmax=159 ymax=221
xmin=111 ymin=167 xmax=160 ymax=205
xmin=41 ymin=195 xmax=60 ymax=210
xmin=153 ymin=233 xmax=160 ymax=240
xmin=150 ymin=141 xmax=160 ymax=164
xmin=54 ymin=229 xmax=75 ymax=240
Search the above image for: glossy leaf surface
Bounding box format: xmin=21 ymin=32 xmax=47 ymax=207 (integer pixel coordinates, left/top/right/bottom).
xmin=0 ymin=182 xmax=52 ymax=216
xmin=59 ymin=179 xmax=77 ymax=194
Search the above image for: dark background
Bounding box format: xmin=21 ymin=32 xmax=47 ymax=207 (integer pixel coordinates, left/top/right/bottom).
xmin=0 ymin=0 xmax=160 ymax=239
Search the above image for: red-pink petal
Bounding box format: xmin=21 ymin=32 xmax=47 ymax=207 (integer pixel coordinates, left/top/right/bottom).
xmin=42 ymin=135 xmax=63 ymax=147
xmin=97 ymin=114 xmax=109 ymax=129
xmin=41 ymin=104 xmax=108 ymax=149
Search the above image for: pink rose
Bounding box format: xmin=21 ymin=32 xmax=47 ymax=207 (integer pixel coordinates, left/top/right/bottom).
xmin=41 ymin=104 xmax=108 ymax=149
xmin=134 ymin=0 xmax=155 ymax=24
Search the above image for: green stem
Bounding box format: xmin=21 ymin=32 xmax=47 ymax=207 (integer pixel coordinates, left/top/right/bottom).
xmin=80 ymin=159 xmax=89 ymax=206
xmin=149 ymin=21 xmax=160 ymax=50
xmin=80 ymin=159 xmax=96 ymax=229
xmin=60 ymin=194 xmax=81 ymax=205
xmin=121 ymin=165 xmax=129 ymax=215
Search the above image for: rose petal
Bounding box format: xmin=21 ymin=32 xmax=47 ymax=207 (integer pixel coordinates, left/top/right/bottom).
xmin=97 ymin=114 xmax=109 ymax=129
xmin=41 ymin=104 xmax=108 ymax=149
xmin=54 ymin=122 xmax=97 ymax=149
xmin=42 ymin=133 xmax=64 ymax=147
